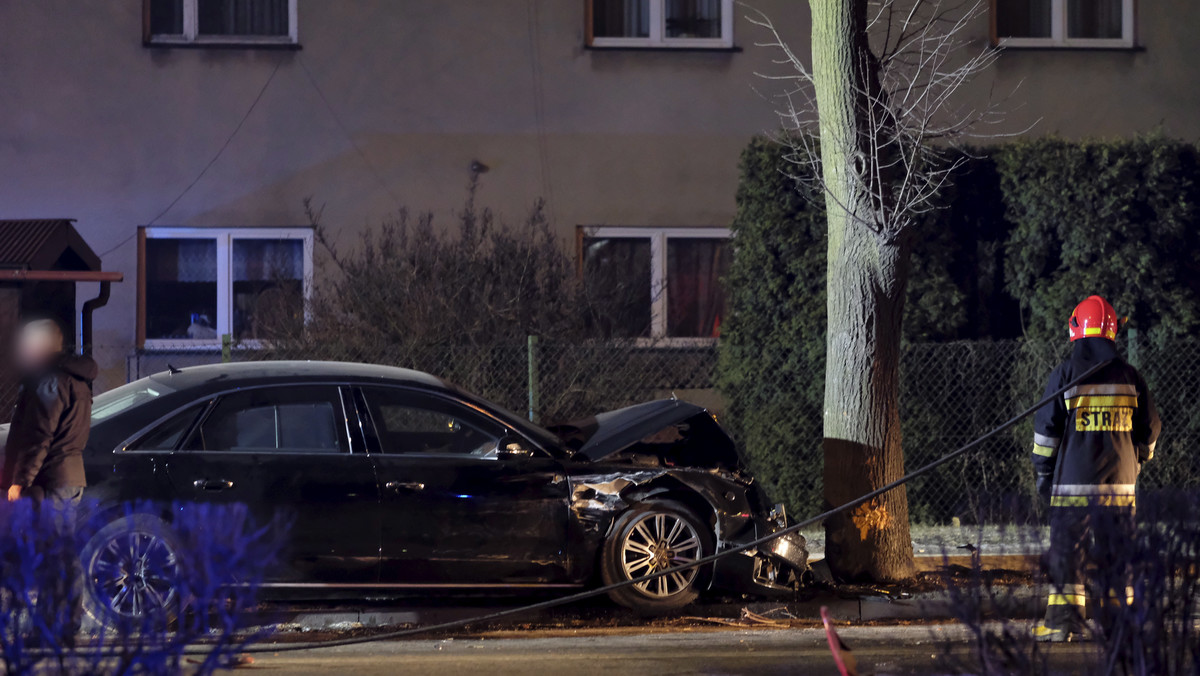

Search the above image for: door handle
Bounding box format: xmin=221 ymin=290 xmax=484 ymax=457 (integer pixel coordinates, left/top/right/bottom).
xmin=193 ymin=478 xmax=235 ymax=491
xmin=385 ymin=481 xmax=425 ymax=492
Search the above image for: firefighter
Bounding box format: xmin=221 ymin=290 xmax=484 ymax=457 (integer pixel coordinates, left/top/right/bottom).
xmin=1031 ymin=295 xmax=1161 ymax=642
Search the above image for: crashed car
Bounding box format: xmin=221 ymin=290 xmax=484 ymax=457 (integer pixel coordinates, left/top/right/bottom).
xmin=1 ymin=361 xmax=807 ymax=619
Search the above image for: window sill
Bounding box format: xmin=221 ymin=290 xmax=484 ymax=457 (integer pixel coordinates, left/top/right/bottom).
xmin=139 ymin=339 xmax=275 ymax=351
xmin=140 ymin=341 xmax=221 ymax=351
xmin=144 ymin=36 xmax=301 ymax=50
xmin=995 ymin=39 xmax=1142 ymax=52
xmin=585 ymin=43 xmax=741 ymax=53
xmin=632 ymin=337 xmax=719 ymax=349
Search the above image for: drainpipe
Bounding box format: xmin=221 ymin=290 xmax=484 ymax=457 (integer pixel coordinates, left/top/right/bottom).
xmin=80 ymin=281 xmax=112 ymax=357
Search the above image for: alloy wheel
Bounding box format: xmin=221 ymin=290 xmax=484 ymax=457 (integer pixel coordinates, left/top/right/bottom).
xmin=89 ymin=530 xmax=179 ymax=620
xmin=620 ymin=512 xmax=702 ymax=598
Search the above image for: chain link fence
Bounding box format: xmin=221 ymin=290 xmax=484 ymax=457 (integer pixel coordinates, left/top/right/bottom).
xmin=0 ymin=337 xmax=1189 ymax=526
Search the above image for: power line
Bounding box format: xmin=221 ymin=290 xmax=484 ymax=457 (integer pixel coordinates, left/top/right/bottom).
xmin=296 ymin=52 xmax=403 ymax=213
xmin=97 ymin=56 xmax=284 ymax=259
xmin=527 ymin=0 xmax=558 ymax=226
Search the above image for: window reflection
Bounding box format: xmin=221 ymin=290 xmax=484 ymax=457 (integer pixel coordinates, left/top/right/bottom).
xmin=232 ymin=239 xmax=304 ymax=340
xmin=1067 ymin=0 xmax=1123 ymax=39
xmin=667 ymin=238 xmax=729 ymax=338
xmin=996 ymin=0 xmax=1052 ymax=38
xmin=665 ymin=0 xmax=722 ymax=39
xmin=583 ymin=237 xmax=653 ymax=338
xmin=145 ymin=238 xmax=218 ymax=340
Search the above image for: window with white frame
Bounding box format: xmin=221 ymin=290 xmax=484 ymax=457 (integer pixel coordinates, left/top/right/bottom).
xmin=145 ymin=0 xmax=298 ymax=46
xmin=581 ymin=227 xmax=731 ymax=341
xmin=993 ymin=0 xmax=1134 ymax=48
xmin=139 ymin=227 xmax=312 ymax=347
xmin=588 ymin=0 xmax=734 ymax=49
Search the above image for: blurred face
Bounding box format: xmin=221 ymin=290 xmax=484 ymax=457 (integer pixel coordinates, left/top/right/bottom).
xmin=16 ymin=320 xmax=63 ymax=375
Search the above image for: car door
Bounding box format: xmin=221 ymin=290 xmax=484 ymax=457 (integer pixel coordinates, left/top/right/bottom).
xmin=356 ymin=386 xmax=572 ymax=586
xmin=162 ymin=384 xmax=381 ymax=584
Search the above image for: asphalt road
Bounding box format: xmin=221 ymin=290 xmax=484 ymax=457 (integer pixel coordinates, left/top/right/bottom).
xmin=245 ymin=625 xmax=1097 ymax=675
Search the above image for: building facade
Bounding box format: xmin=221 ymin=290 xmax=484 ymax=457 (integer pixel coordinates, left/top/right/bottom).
xmin=1 ymin=0 xmax=1197 ymax=388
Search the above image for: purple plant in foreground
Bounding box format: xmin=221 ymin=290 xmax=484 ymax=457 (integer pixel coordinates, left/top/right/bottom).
xmin=0 ymin=500 xmax=286 ymax=675
xmin=941 ymin=494 xmax=1200 ymax=675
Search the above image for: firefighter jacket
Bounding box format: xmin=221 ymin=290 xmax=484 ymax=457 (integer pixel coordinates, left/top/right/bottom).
xmin=1031 ymin=338 xmax=1161 ymax=509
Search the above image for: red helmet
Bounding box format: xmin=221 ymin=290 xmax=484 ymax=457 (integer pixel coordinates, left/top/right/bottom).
xmin=1069 ymin=295 xmax=1119 ymax=341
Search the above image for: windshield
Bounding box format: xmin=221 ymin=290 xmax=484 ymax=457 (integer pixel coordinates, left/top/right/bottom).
xmin=91 ymin=378 xmax=177 ymax=423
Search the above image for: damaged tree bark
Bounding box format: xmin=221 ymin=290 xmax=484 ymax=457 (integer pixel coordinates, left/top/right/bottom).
xmin=820 ymin=234 xmax=915 ymax=581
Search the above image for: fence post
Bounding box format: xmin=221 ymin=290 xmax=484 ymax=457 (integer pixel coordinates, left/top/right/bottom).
xmin=527 ymin=335 xmax=539 ymax=423
xmin=222 ymin=333 xmax=232 ymax=364
xmin=1127 ymin=328 xmax=1140 ymax=368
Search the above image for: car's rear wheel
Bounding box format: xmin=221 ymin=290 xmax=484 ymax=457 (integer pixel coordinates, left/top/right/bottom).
xmin=600 ymin=500 xmax=713 ymax=613
xmin=80 ymin=514 xmax=180 ymax=628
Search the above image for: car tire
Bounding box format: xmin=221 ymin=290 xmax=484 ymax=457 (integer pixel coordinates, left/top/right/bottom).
xmin=600 ymin=500 xmax=714 ymax=614
xmin=80 ymin=513 xmax=181 ymax=629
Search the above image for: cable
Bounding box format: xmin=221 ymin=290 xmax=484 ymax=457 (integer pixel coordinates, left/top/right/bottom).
xmin=96 ymin=56 xmax=284 ymax=259
xmin=526 ymin=0 xmax=557 ymax=226
xmin=296 ymin=53 xmax=403 ymax=213
xmin=224 ymin=358 xmax=1112 ymax=654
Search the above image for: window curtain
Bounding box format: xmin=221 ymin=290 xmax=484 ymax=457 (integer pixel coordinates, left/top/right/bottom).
xmin=667 ymin=239 xmax=729 ymax=338
xmin=996 ymin=0 xmax=1052 ymax=38
xmin=233 ymin=239 xmax=303 ymax=282
xmin=593 ymin=0 xmax=650 ymax=38
xmin=146 ymin=239 xmax=217 ymax=283
xmin=665 ymin=0 xmax=722 ymax=38
xmin=198 ymin=0 xmax=289 ymax=36
xmin=1067 ymin=0 xmax=1123 ymax=38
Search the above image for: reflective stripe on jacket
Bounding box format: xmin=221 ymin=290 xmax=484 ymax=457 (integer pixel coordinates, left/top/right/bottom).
xmin=1031 ymin=338 xmax=1161 ymax=508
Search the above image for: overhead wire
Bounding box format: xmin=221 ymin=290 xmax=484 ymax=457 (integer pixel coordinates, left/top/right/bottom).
xmin=97 ymin=56 xmax=284 ymax=259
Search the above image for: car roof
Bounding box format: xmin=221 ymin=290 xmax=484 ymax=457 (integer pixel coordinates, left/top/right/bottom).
xmin=146 ymin=360 xmax=449 ymax=391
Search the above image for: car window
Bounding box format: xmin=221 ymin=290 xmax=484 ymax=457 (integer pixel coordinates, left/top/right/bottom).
xmin=360 ymin=387 xmax=503 ymax=456
xmin=181 ymin=386 xmax=347 ymax=454
xmin=127 ymin=404 xmax=207 ymax=451
xmin=92 ymin=380 xmax=176 ymax=423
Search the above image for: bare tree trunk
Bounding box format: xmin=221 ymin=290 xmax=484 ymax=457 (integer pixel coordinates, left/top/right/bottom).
xmin=811 ymin=0 xmax=915 ymax=582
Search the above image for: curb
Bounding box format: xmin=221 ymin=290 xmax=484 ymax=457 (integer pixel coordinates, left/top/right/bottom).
xmin=261 ymin=589 xmax=1043 ymax=633
xmin=258 ymin=605 xmax=553 ymax=632
xmin=768 ymin=593 xmax=1042 ymax=622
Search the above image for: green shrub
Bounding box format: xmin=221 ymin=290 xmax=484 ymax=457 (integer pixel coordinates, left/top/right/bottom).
xmin=1000 ymin=137 xmax=1200 ymax=342
xmin=716 ymin=137 xmax=828 ymax=515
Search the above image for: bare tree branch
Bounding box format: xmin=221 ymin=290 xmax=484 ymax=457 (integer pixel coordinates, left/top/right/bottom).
xmin=744 ymin=0 xmax=1016 ymax=242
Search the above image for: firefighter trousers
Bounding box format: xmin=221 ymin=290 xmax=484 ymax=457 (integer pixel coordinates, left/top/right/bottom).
xmin=1043 ymin=504 xmax=1136 ymax=633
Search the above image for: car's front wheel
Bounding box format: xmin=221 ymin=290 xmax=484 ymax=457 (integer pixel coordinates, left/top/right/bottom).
xmin=80 ymin=514 xmax=181 ymax=628
xmin=600 ymin=501 xmax=713 ymax=613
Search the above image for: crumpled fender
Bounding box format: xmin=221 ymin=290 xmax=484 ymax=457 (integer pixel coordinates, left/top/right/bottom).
xmin=567 ymin=467 xmax=762 ymax=586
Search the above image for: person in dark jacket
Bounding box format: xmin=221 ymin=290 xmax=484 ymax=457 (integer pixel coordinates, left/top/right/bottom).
xmin=1031 ymin=296 xmax=1161 ymax=642
xmin=3 ymin=317 xmax=96 ymax=643
xmin=5 ymin=318 xmax=95 ymax=502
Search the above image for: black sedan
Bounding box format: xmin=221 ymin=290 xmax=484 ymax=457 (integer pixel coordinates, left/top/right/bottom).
xmin=6 ymin=361 xmax=808 ymax=620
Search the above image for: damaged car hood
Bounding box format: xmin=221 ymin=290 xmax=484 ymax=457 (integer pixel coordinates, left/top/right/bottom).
xmin=561 ymin=400 xmax=745 ymax=470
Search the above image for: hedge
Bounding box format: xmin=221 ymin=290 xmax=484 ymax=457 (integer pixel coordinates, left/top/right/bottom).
xmin=1000 ymin=137 xmax=1200 ymax=342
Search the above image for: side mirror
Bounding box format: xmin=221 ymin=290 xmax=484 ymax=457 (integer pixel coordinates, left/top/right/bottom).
xmin=495 ymin=435 xmax=534 ymax=460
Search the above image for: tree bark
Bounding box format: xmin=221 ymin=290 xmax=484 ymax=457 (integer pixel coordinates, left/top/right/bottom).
xmin=811 ymin=0 xmax=916 ymax=582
